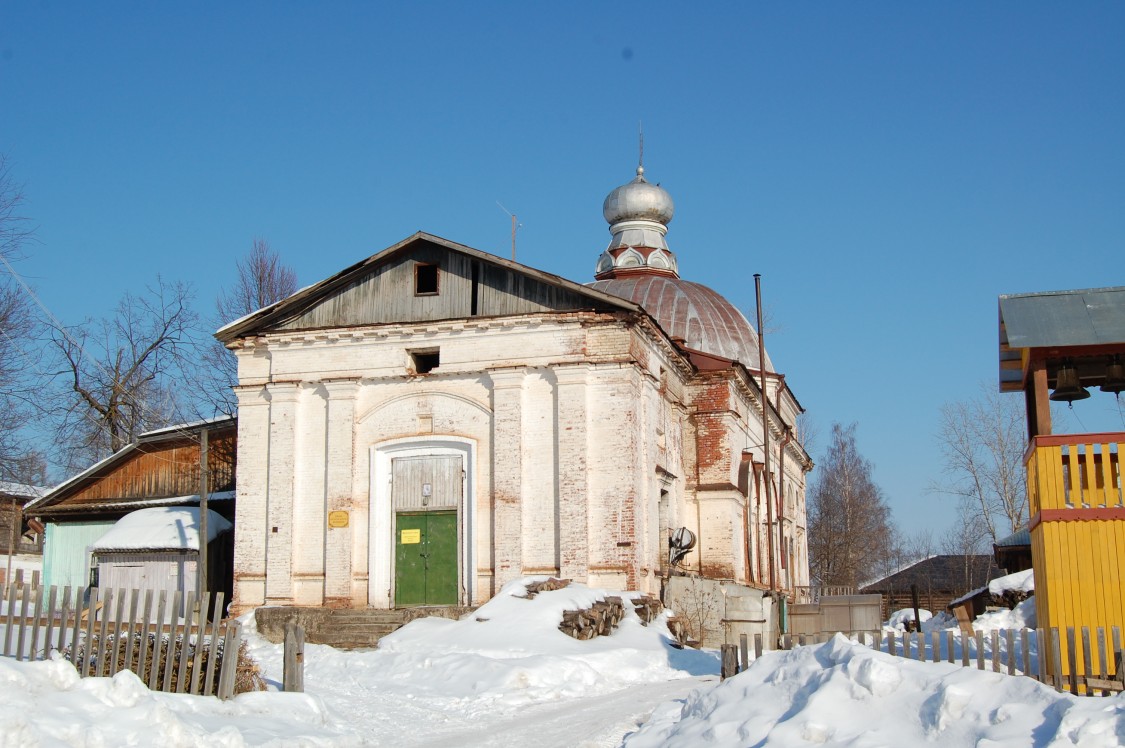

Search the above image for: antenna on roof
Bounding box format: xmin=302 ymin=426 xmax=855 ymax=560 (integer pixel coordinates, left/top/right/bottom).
xmin=496 ymin=201 xmax=522 ymax=261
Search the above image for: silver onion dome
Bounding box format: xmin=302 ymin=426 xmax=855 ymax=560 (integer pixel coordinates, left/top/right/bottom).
xmin=596 ymin=165 xmax=678 ymax=278
xmin=602 ymin=166 xmax=674 ymax=226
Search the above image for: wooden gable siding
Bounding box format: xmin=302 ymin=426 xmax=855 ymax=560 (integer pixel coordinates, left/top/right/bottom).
xmin=276 ymin=243 xmax=600 ymax=331
xmin=64 ymin=432 xmax=236 ymax=507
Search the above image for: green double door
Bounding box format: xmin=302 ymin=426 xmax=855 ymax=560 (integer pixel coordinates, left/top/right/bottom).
xmin=394 ymin=511 xmax=457 ymax=607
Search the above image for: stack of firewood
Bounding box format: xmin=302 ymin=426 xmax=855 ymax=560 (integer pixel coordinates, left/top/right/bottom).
xmin=559 ymin=596 xmax=625 ymax=640
xmin=522 ymin=578 xmax=571 ymax=598
xmin=632 ymin=595 xmax=663 ymax=625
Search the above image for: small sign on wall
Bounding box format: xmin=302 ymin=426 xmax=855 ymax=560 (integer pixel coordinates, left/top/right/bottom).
xmin=401 ymin=528 xmax=421 ymax=544
xmin=327 ymin=511 xmax=350 ymax=529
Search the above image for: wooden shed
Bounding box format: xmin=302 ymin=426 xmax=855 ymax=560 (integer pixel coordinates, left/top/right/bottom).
xmin=91 ymin=506 xmax=232 ymax=613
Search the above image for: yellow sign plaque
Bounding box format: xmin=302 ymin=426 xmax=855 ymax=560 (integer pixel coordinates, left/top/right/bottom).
xmin=401 ymin=528 xmax=421 ymax=544
xmin=327 ymin=511 xmax=350 ymax=529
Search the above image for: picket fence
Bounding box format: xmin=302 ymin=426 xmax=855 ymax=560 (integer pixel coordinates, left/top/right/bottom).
xmin=0 ymin=582 xmax=243 ymax=700
xmin=778 ymin=626 xmax=1124 ymax=696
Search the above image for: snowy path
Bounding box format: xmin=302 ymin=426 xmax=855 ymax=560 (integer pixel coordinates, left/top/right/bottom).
xmin=405 ymin=676 xmax=712 ymax=748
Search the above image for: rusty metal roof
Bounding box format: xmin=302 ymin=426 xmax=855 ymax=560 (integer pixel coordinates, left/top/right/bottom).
xmin=589 ymin=275 xmax=773 ymax=371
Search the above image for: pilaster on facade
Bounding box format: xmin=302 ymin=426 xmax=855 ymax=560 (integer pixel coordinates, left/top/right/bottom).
xmin=323 ymin=379 xmax=359 ymax=604
xmin=520 ymin=368 xmax=559 ymax=574
xmin=584 ymin=364 xmax=641 ymax=587
xmin=232 ymin=384 xmax=270 ymax=613
xmin=265 ymin=381 xmax=300 ymax=604
xmin=554 ymin=364 xmax=591 ymax=581
xmin=488 ymin=368 xmax=526 ymax=589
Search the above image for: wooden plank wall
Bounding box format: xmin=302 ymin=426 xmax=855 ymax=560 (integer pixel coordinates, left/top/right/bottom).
xmin=278 ymin=243 xmax=600 ymax=331
xmin=1028 ymin=436 xmax=1125 ymax=681
xmin=62 ymin=431 xmax=235 ymax=506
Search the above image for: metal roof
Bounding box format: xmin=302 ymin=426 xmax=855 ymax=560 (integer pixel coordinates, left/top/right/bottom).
xmin=998 ymin=286 xmax=1125 ymax=389
xmin=1000 ymin=286 xmax=1125 ymax=348
xmin=589 ymin=275 xmax=774 ymax=372
xmin=994 ymin=527 xmax=1030 ymax=548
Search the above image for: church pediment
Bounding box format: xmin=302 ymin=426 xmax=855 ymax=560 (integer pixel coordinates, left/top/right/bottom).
xmin=216 ymin=233 xmax=639 ymax=341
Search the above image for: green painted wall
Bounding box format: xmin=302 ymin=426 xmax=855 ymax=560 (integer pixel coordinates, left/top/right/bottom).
xmin=43 ymin=521 xmax=115 ymax=589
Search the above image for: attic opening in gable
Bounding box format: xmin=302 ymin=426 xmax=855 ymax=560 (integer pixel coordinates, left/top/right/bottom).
xmin=415 ymin=262 xmax=439 ymax=295
xmin=409 ymin=347 xmax=440 ymax=374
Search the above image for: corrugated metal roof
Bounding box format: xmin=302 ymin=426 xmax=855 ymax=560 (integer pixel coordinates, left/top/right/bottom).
xmin=1000 ymin=286 xmax=1125 ymax=349
xmin=994 ymin=527 xmax=1030 ymax=548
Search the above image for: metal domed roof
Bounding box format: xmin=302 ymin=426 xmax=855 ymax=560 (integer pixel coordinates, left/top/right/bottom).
xmin=602 ymin=166 xmax=675 ymax=226
xmin=588 ymin=274 xmax=773 ymax=372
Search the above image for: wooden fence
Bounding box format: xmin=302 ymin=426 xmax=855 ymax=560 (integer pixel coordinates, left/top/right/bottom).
xmin=778 ymin=626 xmax=1124 ymax=696
xmin=0 ymin=582 xmax=243 ymax=699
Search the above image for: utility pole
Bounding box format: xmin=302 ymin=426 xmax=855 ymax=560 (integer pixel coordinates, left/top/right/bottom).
xmin=755 ymin=274 xmax=776 ymax=593
xmin=198 ymin=428 xmax=209 ymax=613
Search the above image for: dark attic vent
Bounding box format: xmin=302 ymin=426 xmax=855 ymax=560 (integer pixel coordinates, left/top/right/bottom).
xmin=410 ymin=348 xmax=440 ymax=374
xmin=415 ymin=262 xmax=439 ymax=295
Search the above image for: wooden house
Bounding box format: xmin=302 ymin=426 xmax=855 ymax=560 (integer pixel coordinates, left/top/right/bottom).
xmin=1 ymin=481 xmax=45 ymax=556
xmin=23 ymin=417 xmax=236 ymax=597
xmin=998 ymin=286 xmax=1125 ymax=683
xmin=859 ymin=555 xmax=1003 ymax=621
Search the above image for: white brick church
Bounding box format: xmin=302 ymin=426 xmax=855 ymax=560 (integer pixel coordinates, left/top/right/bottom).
xmin=218 ymin=166 xmax=812 ymax=615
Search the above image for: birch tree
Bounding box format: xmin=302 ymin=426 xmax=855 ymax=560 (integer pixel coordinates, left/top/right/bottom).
xmin=807 ymin=422 xmax=897 ymax=588
xmin=200 ymin=239 xmax=297 ymax=415
xmin=934 ymin=385 xmax=1027 ymax=542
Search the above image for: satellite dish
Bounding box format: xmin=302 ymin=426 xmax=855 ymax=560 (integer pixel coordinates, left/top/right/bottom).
xmin=668 ymin=527 xmax=696 ymax=569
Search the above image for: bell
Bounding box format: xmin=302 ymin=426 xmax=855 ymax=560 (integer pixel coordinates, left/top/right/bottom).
xmin=1102 ymin=355 xmax=1125 ymax=394
xmin=1050 ymin=361 xmax=1090 ymax=402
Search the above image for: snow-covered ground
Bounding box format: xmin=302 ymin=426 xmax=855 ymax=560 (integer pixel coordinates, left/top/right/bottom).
xmin=0 ymin=577 xmax=1121 ymax=747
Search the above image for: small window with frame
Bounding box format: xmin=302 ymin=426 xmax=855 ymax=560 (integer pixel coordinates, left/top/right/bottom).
xmin=415 ymin=262 xmax=439 ymax=295
xmin=409 ymin=348 xmax=440 ymax=374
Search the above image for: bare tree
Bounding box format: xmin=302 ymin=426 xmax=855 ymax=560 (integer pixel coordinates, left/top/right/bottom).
xmin=217 ymin=239 xmax=298 ymax=323
xmin=933 ymin=384 xmax=1028 ymax=543
xmin=807 ymin=422 xmax=898 ymax=588
xmin=200 ymin=239 xmax=297 ymax=415
xmin=47 ymin=278 xmax=199 ymax=470
xmin=0 ymin=155 xmax=43 ymax=483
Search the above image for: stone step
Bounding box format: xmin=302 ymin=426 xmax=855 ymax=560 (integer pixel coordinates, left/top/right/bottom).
xmin=255 ymin=605 xmax=473 ymax=650
xmin=325 ymin=623 xmax=402 ymax=635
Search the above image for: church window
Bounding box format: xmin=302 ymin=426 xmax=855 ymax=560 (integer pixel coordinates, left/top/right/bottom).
xmin=409 ymin=348 xmax=440 ymax=374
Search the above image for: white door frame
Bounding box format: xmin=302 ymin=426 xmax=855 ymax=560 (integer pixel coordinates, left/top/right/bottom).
xmin=369 ymin=437 xmax=475 ymax=608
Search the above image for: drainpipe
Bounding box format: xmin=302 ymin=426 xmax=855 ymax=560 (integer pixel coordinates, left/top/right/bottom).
xmin=774 ymin=378 xmax=792 ymax=592
xmin=754 ymin=274 xmax=775 ymax=594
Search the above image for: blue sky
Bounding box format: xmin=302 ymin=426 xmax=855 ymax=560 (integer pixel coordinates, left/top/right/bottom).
xmin=2 ymin=3 xmax=1123 ymax=539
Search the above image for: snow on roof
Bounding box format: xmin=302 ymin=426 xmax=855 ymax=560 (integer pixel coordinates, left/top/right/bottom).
xmin=91 ymin=507 xmax=231 ymax=552
xmin=0 ymin=482 xmax=47 ymax=500
xmin=987 ymin=568 xmax=1034 ymax=596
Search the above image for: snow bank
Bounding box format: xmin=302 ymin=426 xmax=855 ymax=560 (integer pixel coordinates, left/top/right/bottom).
xmin=625 ymin=634 xmax=1125 ymax=747
xmin=0 ymin=578 xmax=716 ymax=745
xmin=885 ymin=607 xmax=932 ymax=631
xmin=0 ymin=654 xmax=351 ymax=746
xmin=250 ymin=578 xmax=716 ymax=708
xmin=973 ymin=597 xmax=1037 ymax=631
